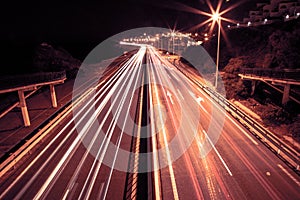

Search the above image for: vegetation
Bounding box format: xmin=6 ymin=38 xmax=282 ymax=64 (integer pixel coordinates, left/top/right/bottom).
xmin=222 ymin=57 xmax=251 ymax=99
xmin=219 ymin=20 xmax=300 ymax=142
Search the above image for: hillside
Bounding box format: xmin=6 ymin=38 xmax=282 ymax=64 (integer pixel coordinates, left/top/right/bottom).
xmin=216 ymin=19 xmax=300 ymax=144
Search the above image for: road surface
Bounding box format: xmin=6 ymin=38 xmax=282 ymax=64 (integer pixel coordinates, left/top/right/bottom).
xmin=0 ymin=45 xmax=299 ymax=200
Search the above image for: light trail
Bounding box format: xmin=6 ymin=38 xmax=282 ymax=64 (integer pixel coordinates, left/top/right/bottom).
xmin=34 ymin=50 xmax=145 ymax=199
xmin=148 ymin=53 xmax=179 ymax=200
xmin=103 ymin=52 xmax=145 ymax=199
xmin=89 ymin=48 xmax=145 ymax=200
xmin=78 ymin=47 xmax=146 ymax=200
xmin=173 ymin=61 xmax=259 ymax=146
xmin=31 ymin=48 xmax=146 ymax=200
xmin=1 ymin=45 xmax=300 ymax=200
xmin=60 ymin=49 xmax=146 ymax=198
xmin=148 ymin=46 xmax=206 ymax=199
xmin=148 ymin=78 xmax=162 ymax=200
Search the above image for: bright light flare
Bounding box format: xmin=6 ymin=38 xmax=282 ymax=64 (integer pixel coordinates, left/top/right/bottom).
xmin=212 ymin=13 xmax=220 ymax=22
xmin=175 ymin=0 xmax=244 ymax=38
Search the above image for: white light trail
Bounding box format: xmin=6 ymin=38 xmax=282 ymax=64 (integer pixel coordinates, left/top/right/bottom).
xmin=32 ymin=48 xmax=146 ymax=200
xmin=78 ymin=47 xmax=146 ymax=200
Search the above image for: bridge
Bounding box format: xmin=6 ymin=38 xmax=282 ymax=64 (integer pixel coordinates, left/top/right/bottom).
xmin=0 ymin=71 xmax=66 ymax=126
xmin=238 ymin=68 xmax=300 ymax=105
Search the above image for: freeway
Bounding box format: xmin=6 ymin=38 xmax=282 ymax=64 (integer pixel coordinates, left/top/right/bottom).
xmin=0 ymin=45 xmax=299 ymax=199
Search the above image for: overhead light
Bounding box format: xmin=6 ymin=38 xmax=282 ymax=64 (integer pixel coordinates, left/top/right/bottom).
xmin=212 ymin=13 xmax=220 ymax=22
xmin=286 ymin=15 xmax=290 ymax=19
xmin=247 ymin=21 xmax=251 ymax=26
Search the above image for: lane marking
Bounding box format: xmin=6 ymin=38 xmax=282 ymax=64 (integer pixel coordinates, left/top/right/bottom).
xmin=166 ymin=90 xmax=174 ymax=105
xmin=177 ymin=89 xmax=184 ymax=100
xmin=203 ymin=130 xmax=233 ymax=176
xmin=188 ymin=91 xmax=209 ymax=115
xmin=195 ymin=88 xmax=259 ymax=146
xmin=277 ymin=164 xmax=300 ymax=187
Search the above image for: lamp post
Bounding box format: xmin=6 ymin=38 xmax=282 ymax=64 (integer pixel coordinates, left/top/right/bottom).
xmin=212 ymin=13 xmax=221 ymax=89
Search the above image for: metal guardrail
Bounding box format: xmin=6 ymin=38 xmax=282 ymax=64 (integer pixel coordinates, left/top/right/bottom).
xmin=203 ymin=86 xmax=299 ymax=174
xmin=175 ymin=62 xmax=300 ymax=175
xmin=238 ymin=68 xmax=300 ymax=80
xmin=0 ymin=82 xmax=96 ymax=178
xmin=0 ymin=71 xmax=66 ymax=90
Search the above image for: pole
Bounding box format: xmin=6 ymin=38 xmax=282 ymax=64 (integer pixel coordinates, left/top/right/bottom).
xmin=172 ymin=36 xmax=175 ymax=53
xmin=18 ymin=90 xmax=30 ymax=126
xmin=215 ymin=18 xmax=221 ymax=89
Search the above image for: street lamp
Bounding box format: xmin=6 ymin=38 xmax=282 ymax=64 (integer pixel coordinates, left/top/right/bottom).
xmin=212 ymin=12 xmax=221 ymax=89
xmin=182 ymin=0 xmax=237 ymax=87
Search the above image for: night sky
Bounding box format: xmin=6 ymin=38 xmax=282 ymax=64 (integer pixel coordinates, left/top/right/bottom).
xmin=0 ymin=0 xmax=261 ymax=73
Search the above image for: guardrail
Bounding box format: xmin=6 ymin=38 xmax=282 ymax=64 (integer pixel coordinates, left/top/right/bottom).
xmin=238 ymin=68 xmax=300 ymax=81
xmin=0 ymin=71 xmax=66 ymax=90
xmin=203 ymin=86 xmax=299 ymax=175
xmin=175 ymin=62 xmax=300 ymax=175
xmin=0 ymin=83 xmax=96 ymax=178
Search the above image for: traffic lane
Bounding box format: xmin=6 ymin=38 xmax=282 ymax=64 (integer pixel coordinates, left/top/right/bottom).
xmin=152 ymin=69 xmax=299 ymax=198
xmin=197 ymin=81 xmax=300 ymax=198
xmin=154 ymin=52 xmax=300 ymax=199
xmin=0 ymin=113 xmax=80 ymax=199
xmin=148 ymin=49 xmax=225 ymax=198
xmin=0 ymin=51 xmax=139 ymax=198
xmin=30 ymin=65 xmax=142 ymax=200
xmin=150 ymin=77 xmax=227 ymax=199
xmin=146 ymin=47 xmax=299 ymax=199
xmin=219 ymin=121 xmax=300 ymax=199
xmin=102 ymin=71 xmax=145 ymax=199
xmin=196 ymin=94 xmax=300 ymax=199
xmin=2 ymin=70 xmax=107 ymax=198
xmin=152 ymin=105 xmax=229 ymax=198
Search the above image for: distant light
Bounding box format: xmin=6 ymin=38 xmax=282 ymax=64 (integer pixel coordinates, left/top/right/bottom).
xmin=247 ymin=21 xmax=251 ymax=26
xmin=286 ymin=15 xmax=289 ymax=19
xmin=204 ymin=33 xmax=208 ymax=37
xmin=195 ymin=33 xmax=198 ymax=36
xmin=204 ymin=37 xmax=209 ymax=41
xmin=237 ymin=23 xmax=240 ymax=27
xmin=264 ymin=18 xmax=268 ymax=22
xmin=297 ymin=13 xmax=300 ymax=16
xmin=143 ymin=33 xmax=147 ymax=36
xmin=212 ymin=13 xmax=220 ymax=22
xmin=227 ymin=25 xmax=231 ymax=28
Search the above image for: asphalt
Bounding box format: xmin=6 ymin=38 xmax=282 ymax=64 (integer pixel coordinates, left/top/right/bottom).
xmin=0 ymin=47 xmax=299 ymax=199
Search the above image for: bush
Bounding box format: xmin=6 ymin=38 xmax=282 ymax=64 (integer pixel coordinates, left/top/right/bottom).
xmin=288 ymin=115 xmax=300 ymax=139
xmin=222 ymin=57 xmax=251 ymax=99
xmin=261 ymin=105 xmax=291 ymax=125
